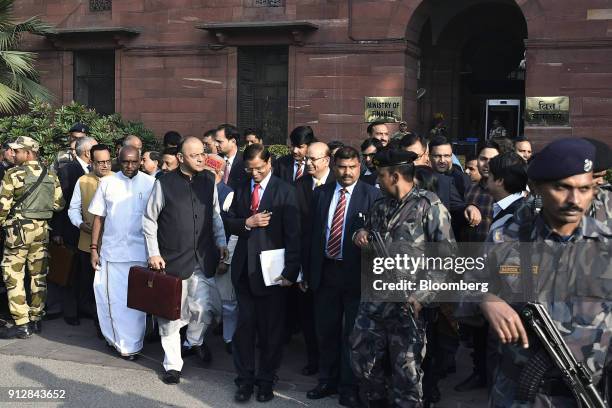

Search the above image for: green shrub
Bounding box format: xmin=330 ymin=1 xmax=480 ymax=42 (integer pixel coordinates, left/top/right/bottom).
xmin=267 ymin=144 xmax=290 ymax=158
xmin=0 ymin=100 xmax=159 ymax=164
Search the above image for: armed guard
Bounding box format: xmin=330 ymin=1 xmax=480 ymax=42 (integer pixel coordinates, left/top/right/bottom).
xmin=584 ymin=137 xmax=611 ymax=225
xmin=351 ymin=149 xmax=455 ymax=407
xmin=0 ymin=136 xmax=64 ymax=339
xmin=474 ymin=138 xmax=612 ymax=407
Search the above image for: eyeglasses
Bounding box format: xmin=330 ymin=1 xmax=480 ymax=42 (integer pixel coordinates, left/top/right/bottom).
xmin=244 ymin=164 xmax=269 ymax=174
xmin=95 ymin=160 xmax=112 ymax=166
xmin=306 ymin=156 xmax=327 ymax=163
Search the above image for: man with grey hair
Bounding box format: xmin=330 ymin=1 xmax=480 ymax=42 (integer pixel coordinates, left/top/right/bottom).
xmin=112 ymin=135 xmax=144 ymax=172
xmin=49 ymin=136 xmax=98 ymax=325
xmin=124 ymin=135 xmax=143 ymax=152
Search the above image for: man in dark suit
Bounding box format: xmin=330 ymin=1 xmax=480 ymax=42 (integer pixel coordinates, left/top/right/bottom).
xmin=295 ymin=142 xmax=335 ymax=376
xmin=306 ymin=147 xmax=382 ymax=407
xmin=49 ymin=136 xmax=97 ymax=325
xmin=429 ymin=135 xmax=472 ymax=198
xmin=486 ymin=151 xmax=528 ymax=231
xmin=360 ymin=138 xmax=382 ymax=186
xmin=215 ymin=123 xmax=248 ymax=190
xmin=224 ymin=143 xmax=301 ymax=403
xmin=273 ymin=125 xmax=316 ymax=184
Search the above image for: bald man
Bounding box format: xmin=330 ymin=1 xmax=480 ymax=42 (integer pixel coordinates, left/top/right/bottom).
xmin=89 ymin=145 xmax=155 ymax=360
xmin=143 ymin=137 xmax=228 ymax=384
xmin=295 ymin=141 xmax=336 ymax=375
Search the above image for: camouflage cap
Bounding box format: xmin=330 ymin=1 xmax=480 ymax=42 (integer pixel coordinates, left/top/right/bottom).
xmin=9 ymin=136 xmax=39 ymax=152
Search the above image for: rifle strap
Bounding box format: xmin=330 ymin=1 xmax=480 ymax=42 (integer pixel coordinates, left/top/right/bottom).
xmin=8 ymin=165 xmax=48 ymax=219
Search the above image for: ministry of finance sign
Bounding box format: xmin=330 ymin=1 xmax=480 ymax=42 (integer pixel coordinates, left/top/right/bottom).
xmin=525 ymin=96 xmax=570 ymax=127
xmin=365 ymin=97 xmax=402 ymax=123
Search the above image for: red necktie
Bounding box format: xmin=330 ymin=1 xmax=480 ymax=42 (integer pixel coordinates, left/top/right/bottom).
xmin=327 ymin=188 xmax=347 ymax=259
xmin=250 ymin=183 xmax=261 ymax=215
xmin=295 ymin=161 xmax=303 ymax=180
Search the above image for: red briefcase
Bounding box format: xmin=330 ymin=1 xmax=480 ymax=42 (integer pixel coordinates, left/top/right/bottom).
xmin=127 ymin=266 xmax=182 ymax=321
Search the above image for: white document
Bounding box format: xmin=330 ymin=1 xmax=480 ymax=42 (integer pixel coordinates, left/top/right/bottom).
xmin=259 ymin=248 xmax=302 ymax=286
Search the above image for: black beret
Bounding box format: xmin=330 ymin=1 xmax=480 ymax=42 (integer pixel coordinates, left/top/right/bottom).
xmin=582 ymin=137 xmax=611 ymax=173
xmin=69 ymin=122 xmax=89 ymax=134
xmin=372 ymin=148 xmax=418 ymax=168
xmin=527 ymin=138 xmax=595 ymax=182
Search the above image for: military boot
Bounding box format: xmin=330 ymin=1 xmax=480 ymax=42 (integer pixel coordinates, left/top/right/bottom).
xmin=0 ymin=323 xmax=32 ymax=339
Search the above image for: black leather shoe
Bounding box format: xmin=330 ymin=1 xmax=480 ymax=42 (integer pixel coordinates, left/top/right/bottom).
xmin=193 ymin=343 xmax=212 ymax=365
xmin=64 ymin=316 xmax=80 ymax=326
xmin=120 ymin=354 xmax=139 ymax=362
xmin=234 ymin=385 xmax=253 ymax=403
xmin=29 ymin=320 xmax=42 ymax=334
xmin=454 ymin=372 xmax=486 ymax=392
xmin=339 ymin=391 xmax=363 ymax=408
xmin=256 ymin=384 xmax=274 ymax=402
xmin=306 ymin=383 xmax=337 ymax=399
xmin=162 ymin=370 xmax=181 ymax=384
xmin=0 ymin=323 xmax=32 ymax=339
xmin=225 ymin=341 xmax=233 ymax=354
xmin=301 ymin=364 xmax=318 ymax=376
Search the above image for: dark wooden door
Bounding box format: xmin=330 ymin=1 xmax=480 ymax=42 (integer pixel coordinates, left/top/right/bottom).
xmin=237 ymin=47 xmax=288 ymax=145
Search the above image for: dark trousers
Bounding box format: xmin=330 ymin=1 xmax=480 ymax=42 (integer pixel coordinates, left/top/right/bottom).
xmin=63 ymin=250 xmax=97 ymax=319
xmin=297 ymin=287 xmax=319 ymax=368
xmin=233 ymin=269 xmax=287 ymax=387
xmin=314 ymin=258 xmax=360 ymax=393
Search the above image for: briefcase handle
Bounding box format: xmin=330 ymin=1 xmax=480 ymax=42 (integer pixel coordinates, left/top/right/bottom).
xmin=147 ymin=267 xmax=166 ymax=288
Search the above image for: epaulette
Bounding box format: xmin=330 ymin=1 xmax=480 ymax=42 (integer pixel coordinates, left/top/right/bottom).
xmin=414 ymin=188 xmax=441 ymax=208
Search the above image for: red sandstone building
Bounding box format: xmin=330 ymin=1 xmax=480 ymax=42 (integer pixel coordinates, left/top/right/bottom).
xmin=16 ymin=0 xmax=612 ymax=147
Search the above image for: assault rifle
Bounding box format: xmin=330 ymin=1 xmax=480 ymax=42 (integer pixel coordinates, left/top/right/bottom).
xmin=367 ymin=228 xmax=419 ymax=332
xmin=520 ymin=302 xmax=606 ymax=408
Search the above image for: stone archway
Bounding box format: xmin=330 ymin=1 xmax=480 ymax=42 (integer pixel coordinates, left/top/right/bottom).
xmin=397 ymin=0 xmax=531 ymax=138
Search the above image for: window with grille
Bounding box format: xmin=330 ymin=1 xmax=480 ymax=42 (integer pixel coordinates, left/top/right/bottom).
xmin=237 ymin=47 xmax=288 ymax=145
xmin=74 ymin=51 xmax=115 ymax=115
xmin=90 ymin=0 xmax=111 ymax=12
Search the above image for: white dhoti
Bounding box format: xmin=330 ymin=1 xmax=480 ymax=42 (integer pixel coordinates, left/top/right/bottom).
xmin=158 ymin=266 xmax=216 ymax=372
xmin=93 ymin=259 xmax=147 ymax=356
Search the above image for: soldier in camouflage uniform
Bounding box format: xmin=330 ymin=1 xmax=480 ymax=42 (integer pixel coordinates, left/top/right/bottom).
xmin=584 ymin=138 xmax=611 ymax=225
xmin=0 ymin=136 xmax=64 ymax=339
xmin=473 ymin=138 xmax=612 ymax=407
xmin=351 ymin=149 xmax=456 ymax=408
xmin=52 ymin=122 xmax=89 ymax=172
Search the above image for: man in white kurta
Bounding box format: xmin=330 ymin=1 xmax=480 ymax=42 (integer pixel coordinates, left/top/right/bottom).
xmin=88 ymin=146 xmax=155 ymax=358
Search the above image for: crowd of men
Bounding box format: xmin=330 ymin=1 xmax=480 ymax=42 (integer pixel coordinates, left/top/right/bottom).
xmin=0 ymin=118 xmax=610 ymax=408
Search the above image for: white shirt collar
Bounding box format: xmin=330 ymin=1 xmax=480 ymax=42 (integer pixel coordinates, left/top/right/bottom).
xmin=76 ymin=156 xmax=90 ymax=174
xmin=312 ymin=168 xmax=330 ymax=189
xmin=493 ymin=192 xmax=523 ymax=218
xmin=226 ymin=151 xmax=237 ymax=166
xmin=335 ymin=180 xmax=357 ymax=195
xmin=251 ymin=170 xmax=272 ymax=191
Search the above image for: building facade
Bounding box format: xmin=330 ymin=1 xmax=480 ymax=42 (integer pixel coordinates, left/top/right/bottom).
xmin=16 ymin=0 xmax=612 ymax=147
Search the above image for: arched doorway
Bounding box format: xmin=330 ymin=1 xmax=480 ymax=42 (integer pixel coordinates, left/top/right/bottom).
xmin=407 ymin=0 xmax=528 ymax=141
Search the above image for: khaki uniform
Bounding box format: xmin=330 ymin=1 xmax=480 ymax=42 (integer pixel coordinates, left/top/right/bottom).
xmin=0 ymin=161 xmax=64 ymax=325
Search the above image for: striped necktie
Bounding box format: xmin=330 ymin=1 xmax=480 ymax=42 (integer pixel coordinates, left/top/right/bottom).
xmin=295 ymin=161 xmax=303 ymax=180
xmin=327 ymin=188 xmax=347 ymax=259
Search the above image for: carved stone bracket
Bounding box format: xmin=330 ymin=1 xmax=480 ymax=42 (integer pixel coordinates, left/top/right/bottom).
xmin=196 ymin=21 xmax=318 ymax=47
